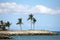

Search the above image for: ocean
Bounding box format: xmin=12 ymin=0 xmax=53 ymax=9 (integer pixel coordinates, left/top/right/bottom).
xmin=0 ymin=35 xmax=60 ymax=40
xmin=11 ymin=35 xmax=60 ymax=40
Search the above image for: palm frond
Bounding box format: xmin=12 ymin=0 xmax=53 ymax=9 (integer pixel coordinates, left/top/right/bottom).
xmin=32 ymin=18 xmax=36 ymax=23
xmin=16 ymin=18 xmax=23 ymax=25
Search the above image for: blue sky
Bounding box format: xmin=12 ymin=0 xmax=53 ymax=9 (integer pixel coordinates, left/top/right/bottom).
xmin=0 ymin=0 xmax=60 ymax=31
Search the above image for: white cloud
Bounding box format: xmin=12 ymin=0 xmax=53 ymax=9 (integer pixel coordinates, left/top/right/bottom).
xmin=0 ymin=2 xmax=60 ymax=14
xmin=35 ymin=5 xmax=53 ymax=13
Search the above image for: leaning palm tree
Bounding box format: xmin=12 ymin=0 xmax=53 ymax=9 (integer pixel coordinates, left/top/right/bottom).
xmin=16 ymin=18 xmax=23 ymax=30
xmin=5 ymin=21 xmax=11 ymax=30
xmin=27 ymin=14 xmax=33 ymax=30
xmin=32 ymin=18 xmax=36 ymax=30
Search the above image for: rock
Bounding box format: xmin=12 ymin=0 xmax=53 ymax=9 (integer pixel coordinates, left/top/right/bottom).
xmin=0 ymin=34 xmax=12 ymax=39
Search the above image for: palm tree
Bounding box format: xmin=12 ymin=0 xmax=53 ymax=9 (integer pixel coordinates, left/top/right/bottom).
xmin=32 ymin=18 xmax=36 ymax=30
xmin=27 ymin=14 xmax=33 ymax=30
xmin=0 ymin=20 xmax=6 ymax=30
xmin=0 ymin=20 xmax=4 ymax=25
xmin=27 ymin=14 xmax=37 ymax=30
xmin=5 ymin=21 xmax=11 ymax=30
xmin=0 ymin=20 xmax=3 ymax=27
xmin=16 ymin=18 xmax=23 ymax=30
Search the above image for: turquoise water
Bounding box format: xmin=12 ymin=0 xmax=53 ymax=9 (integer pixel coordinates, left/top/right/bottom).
xmin=11 ymin=35 xmax=60 ymax=40
xmin=0 ymin=35 xmax=60 ymax=40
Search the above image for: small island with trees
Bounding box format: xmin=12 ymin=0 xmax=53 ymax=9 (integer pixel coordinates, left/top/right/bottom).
xmin=0 ymin=14 xmax=58 ymax=39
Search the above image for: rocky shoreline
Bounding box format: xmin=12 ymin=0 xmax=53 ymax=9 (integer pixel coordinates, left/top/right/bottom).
xmin=0 ymin=30 xmax=58 ymax=35
xmin=0 ymin=30 xmax=58 ymax=39
xmin=0 ymin=34 xmax=12 ymax=39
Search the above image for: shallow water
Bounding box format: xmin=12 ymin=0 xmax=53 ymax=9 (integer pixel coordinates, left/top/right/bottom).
xmin=10 ymin=35 xmax=60 ymax=40
xmin=0 ymin=35 xmax=60 ymax=40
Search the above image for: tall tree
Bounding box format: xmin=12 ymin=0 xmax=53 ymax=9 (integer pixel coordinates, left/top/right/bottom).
xmin=0 ymin=20 xmax=3 ymax=28
xmin=16 ymin=18 xmax=23 ymax=30
xmin=5 ymin=21 xmax=11 ymax=30
xmin=32 ymin=18 xmax=36 ymax=30
xmin=0 ymin=20 xmax=6 ymax=30
xmin=27 ymin=14 xmax=33 ymax=30
xmin=27 ymin=14 xmax=37 ymax=30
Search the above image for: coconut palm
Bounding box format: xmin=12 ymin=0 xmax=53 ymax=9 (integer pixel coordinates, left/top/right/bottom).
xmin=0 ymin=20 xmax=4 ymax=25
xmin=5 ymin=21 xmax=11 ymax=30
xmin=27 ymin=14 xmax=34 ymax=30
xmin=0 ymin=20 xmax=3 ymax=28
xmin=32 ymin=18 xmax=36 ymax=30
xmin=27 ymin=14 xmax=37 ymax=30
xmin=16 ymin=18 xmax=23 ymax=30
xmin=0 ymin=20 xmax=6 ymax=30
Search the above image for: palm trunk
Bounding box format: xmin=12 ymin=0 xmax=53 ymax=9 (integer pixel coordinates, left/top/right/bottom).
xmin=33 ymin=23 xmax=35 ymax=30
xmin=8 ymin=27 xmax=10 ymax=30
xmin=20 ymin=24 xmax=22 ymax=30
xmin=31 ymin=21 xmax=32 ymax=30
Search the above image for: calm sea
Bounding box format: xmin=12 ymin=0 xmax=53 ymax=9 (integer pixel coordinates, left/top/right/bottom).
xmin=0 ymin=35 xmax=60 ymax=40
xmin=11 ymin=35 xmax=60 ymax=40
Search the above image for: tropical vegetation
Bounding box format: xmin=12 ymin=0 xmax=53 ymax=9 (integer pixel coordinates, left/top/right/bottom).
xmin=0 ymin=20 xmax=11 ymax=30
xmin=0 ymin=14 xmax=36 ymax=30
